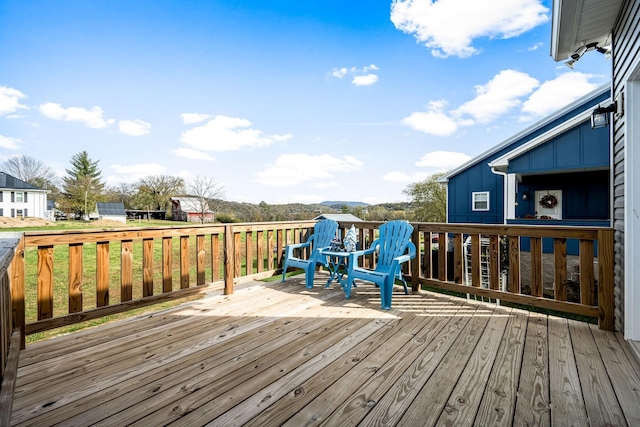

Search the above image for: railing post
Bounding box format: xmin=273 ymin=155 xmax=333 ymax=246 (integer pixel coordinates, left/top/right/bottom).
xmin=9 ymin=236 xmax=25 ymax=349
xmin=410 ymin=227 xmax=420 ymax=292
xmin=598 ymin=229 xmax=614 ymax=330
xmin=224 ymin=224 xmax=235 ymax=295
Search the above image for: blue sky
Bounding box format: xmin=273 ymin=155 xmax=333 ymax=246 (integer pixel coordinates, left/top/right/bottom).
xmin=0 ymin=0 xmax=611 ymax=204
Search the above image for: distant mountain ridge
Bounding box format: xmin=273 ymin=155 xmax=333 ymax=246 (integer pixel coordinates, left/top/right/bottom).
xmin=320 ymin=201 xmax=370 ymax=208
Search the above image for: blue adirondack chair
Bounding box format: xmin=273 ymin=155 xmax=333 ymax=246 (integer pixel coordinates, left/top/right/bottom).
xmin=346 ymin=220 xmax=416 ymax=310
xmin=282 ymin=219 xmax=339 ymax=289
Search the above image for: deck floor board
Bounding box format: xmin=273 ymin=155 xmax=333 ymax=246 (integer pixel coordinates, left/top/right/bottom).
xmin=10 ymin=275 xmax=640 ymax=426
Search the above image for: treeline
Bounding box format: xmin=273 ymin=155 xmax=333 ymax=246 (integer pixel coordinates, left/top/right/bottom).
xmin=2 ymin=152 xmax=444 ymax=223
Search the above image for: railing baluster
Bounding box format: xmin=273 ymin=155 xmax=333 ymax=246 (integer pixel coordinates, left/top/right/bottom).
xmin=438 ymin=232 xmax=447 ymax=281
xmin=142 ymin=238 xmax=154 ymax=297
xmin=453 ymin=233 xmax=463 ymax=284
xmin=69 ymin=243 xmax=83 ymax=312
xmin=508 ymin=236 xmax=520 ymax=293
xmin=162 ymin=237 xmax=172 ymax=293
xmin=96 ymin=242 xmax=109 ymax=307
xmin=37 ymin=246 xmax=54 ymax=320
xmin=489 ymin=235 xmax=500 ymax=290
xmin=471 ymin=234 xmax=480 ymax=287
xmin=234 ymin=232 xmax=241 ymax=277
xmin=267 ymin=230 xmax=274 ymax=271
xmin=121 ymin=240 xmax=133 ymax=301
xmin=180 ymin=236 xmax=189 ymax=289
xmin=256 ymin=230 xmax=264 ymax=273
xmin=245 ymin=231 xmax=253 ymax=275
xmin=530 ymin=237 xmax=543 ymax=297
xmin=554 ymin=238 xmax=567 ymax=301
xmin=224 ymin=225 xmax=234 ymax=295
xmin=579 ymin=239 xmax=595 ymax=305
xmin=211 ymin=234 xmax=220 ymax=281
xmin=196 ymin=235 xmax=205 ymax=285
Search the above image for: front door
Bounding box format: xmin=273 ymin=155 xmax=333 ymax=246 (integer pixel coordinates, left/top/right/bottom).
xmin=535 ymin=190 xmax=562 ymax=219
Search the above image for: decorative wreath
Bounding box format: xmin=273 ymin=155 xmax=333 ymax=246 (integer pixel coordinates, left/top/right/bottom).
xmin=540 ymin=194 xmax=558 ymax=209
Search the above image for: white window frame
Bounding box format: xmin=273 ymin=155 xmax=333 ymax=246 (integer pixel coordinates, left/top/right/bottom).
xmin=15 ymin=192 xmax=23 ymax=203
xmin=472 ymin=191 xmax=490 ymax=211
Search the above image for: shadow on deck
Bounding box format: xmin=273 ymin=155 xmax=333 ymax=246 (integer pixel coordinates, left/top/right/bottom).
xmin=10 ymin=273 xmax=640 ymax=426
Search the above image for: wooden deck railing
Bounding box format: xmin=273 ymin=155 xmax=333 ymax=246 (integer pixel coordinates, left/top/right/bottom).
xmin=2 ymin=220 xmax=615 ymax=353
xmin=335 ymin=220 xmax=614 ymax=331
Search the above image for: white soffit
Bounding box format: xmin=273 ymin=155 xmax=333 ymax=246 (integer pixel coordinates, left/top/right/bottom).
xmin=551 ymin=0 xmax=623 ymax=61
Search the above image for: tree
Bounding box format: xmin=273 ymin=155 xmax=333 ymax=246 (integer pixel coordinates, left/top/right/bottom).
xmin=1 ymin=154 xmax=60 ymax=196
xmin=133 ymin=175 xmax=185 ymax=213
xmin=62 ymin=151 xmax=105 ymax=218
xmin=403 ymin=172 xmax=447 ymax=222
xmin=185 ymin=175 xmax=225 ymax=223
xmin=104 ymin=182 xmax=136 ymax=209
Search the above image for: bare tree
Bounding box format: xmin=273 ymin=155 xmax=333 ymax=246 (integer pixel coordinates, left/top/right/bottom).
xmin=1 ymin=154 xmax=59 ymax=191
xmin=186 ymin=175 xmax=225 ymax=223
xmin=133 ymin=175 xmax=185 ymax=212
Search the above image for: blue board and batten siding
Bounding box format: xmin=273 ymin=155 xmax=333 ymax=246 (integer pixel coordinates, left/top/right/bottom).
xmin=446 ymin=87 xmax=610 ymax=225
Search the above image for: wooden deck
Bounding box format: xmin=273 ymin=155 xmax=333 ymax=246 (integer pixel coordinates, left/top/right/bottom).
xmin=10 ymin=274 xmax=640 ymax=426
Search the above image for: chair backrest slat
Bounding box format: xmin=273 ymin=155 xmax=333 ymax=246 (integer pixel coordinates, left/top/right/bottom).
xmin=375 ymin=221 xmax=413 ymax=269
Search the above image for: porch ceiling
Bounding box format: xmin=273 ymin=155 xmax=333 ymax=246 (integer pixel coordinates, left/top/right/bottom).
xmin=551 ymin=0 xmax=624 ymax=61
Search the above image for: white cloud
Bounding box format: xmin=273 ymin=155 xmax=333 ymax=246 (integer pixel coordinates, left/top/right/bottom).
xmin=520 ymin=72 xmax=599 ymax=118
xmin=118 ymin=119 xmax=151 ymax=136
xmin=270 ymin=133 xmax=293 ymax=142
xmin=171 ymin=147 xmax=214 ymax=160
xmin=330 ymin=64 xmax=379 ymax=86
xmin=0 ymin=86 xmax=28 ymax=116
xmin=0 ymin=134 xmax=21 ymax=150
xmin=415 ymin=150 xmax=471 ymax=170
xmin=107 ymin=163 xmax=166 ymax=183
xmin=181 ymin=112 xmax=212 ymax=124
xmin=384 ymin=151 xmax=470 ymax=184
xmin=352 ymin=74 xmax=379 ymax=86
xmin=453 ymin=69 xmax=539 ymax=123
xmin=254 ymin=154 xmax=363 ymax=187
xmin=383 ymin=171 xmax=430 ymax=183
xmin=39 ymin=102 xmax=115 ymax=129
xmin=180 ymin=115 xmax=286 ymax=152
xmin=331 ymin=67 xmax=350 ymax=79
xmin=528 ymin=42 xmax=543 ymax=51
xmin=401 ymin=100 xmax=458 ymax=136
xmin=390 ymin=0 xmax=549 ymax=58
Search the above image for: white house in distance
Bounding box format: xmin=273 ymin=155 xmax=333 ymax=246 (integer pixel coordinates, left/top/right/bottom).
xmin=0 ymin=172 xmax=49 ymax=220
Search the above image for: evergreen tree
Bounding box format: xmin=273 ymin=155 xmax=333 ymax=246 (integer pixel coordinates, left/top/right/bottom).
xmin=61 ymin=151 xmax=105 ymax=218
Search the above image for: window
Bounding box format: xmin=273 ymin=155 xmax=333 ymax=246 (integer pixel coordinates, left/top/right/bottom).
xmin=16 ymin=209 xmax=23 ymax=218
xmin=472 ymin=192 xmax=490 ymax=211
xmin=16 ymin=192 xmax=23 ymax=203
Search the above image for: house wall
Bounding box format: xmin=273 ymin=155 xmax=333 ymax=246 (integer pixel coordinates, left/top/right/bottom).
xmin=0 ymin=190 xmax=48 ymax=219
xmin=447 ymin=90 xmax=610 ymax=225
xmin=509 ymin=121 xmax=609 ymax=173
xmin=613 ymin=0 xmax=640 ymax=335
xmin=516 ymin=171 xmax=610 ymax=221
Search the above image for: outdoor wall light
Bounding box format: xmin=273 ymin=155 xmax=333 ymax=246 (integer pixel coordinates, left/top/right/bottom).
xmin=591 ymin=94 xmax=624 ymax=129
xmin=591 ymin=104 xmax=615 ymax=128
xmin=521 ymin=192 xmax=529 ymax=201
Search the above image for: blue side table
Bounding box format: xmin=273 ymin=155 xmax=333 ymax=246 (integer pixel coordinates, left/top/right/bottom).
xmin=319 ymin=249 xmax=352 ymax=293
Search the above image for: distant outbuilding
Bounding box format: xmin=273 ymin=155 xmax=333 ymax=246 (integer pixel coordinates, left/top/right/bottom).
xmin=313 ymin=213 xmax=362 ymax=222
xmin=96 ymin=202 xmax=127 ymax=223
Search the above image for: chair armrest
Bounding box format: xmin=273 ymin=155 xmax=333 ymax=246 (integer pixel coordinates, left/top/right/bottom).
xmin=391 ymin=242 xmax=417 ymax=267
xmin=284 ymin=241 xmax=312 ymax=257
